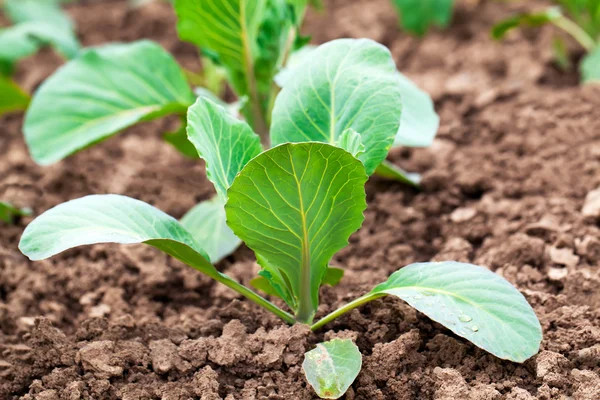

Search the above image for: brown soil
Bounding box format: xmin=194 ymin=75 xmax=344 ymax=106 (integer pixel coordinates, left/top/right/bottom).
xmin=1 ymin=0 xmax=600 ymax=398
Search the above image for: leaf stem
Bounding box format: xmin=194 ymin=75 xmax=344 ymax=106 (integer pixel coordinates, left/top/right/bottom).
xmin=310 ymin=293 xmax=385 ymax=331
xmin=240 ymin=2 xmax=270 ymax=146
xmin=215 ymin=272 xmax=296 ymax=324
xmin=552 ymin=16 xmax=596 ymax=52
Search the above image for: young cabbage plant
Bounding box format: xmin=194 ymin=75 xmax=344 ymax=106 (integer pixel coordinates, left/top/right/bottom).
xmin=0 ymin=0 xmax=80 ymax=116
xmin=493 ymin=2 xmax=600 ymax=83
xmin=390 ymin=0 xmax=454 ymax=36
xmin=20 ymin=57 xmax=541 ymax=399
xmin=22 ymin=32 xmax=438 ymax=262
xmin=0 ymin=201 xmax=31 ymax=224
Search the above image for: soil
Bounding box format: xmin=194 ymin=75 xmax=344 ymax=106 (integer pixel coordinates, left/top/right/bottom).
xmin=1 ymin=0 xmax=600 ymax=398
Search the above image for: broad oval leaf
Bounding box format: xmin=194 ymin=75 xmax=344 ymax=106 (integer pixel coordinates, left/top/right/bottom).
xmin=24 ymin=40 xmax=194 ymax=165
xmin=302 ymin=339 xmax=362 ymax=399
xmin=270 ymin=39 xmax=403 ymax=175
xmin=581 ymin=46 xmax=600 ymax=83
xmin=3 ymin=0 xmax=74 ymax=28
xmin=391 ymin=0 xmax=454 ymax=36
xmin=186 ymin=97 xmax=263 ymax=199
xmin=181 ymin=196 xmax=242 ymax=263
xmin=18 ymin=194 xmax=219 ymax=278
xmin=225 ymin=143 xmax=368 ymax=321
xmin=371 ymin=261 xmax=542 ymax=362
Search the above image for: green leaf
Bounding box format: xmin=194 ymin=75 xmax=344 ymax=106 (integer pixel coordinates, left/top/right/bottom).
xmin=394 ymin=72 xmax=439 ymax=148
xmin=271 ymin=39 xmax=403 ymax=176
xmin=321 ymin=267 xmax=344 ymax=287
xmin=0 ymin=201 xmax=31 ymax=224
xmin=374 ymin=160 xmax=421 ymax=188
xmin=492 ymin=7 xmax=562 ymax=40
xmin=337 ymin=128 xmax=364 ymax=158
xmin=226 ymin=143 xmax=368 ymax=322
xmin=581 ymin=45 xmax=600 ymax=83
xmin=23 ymin=40 xmax=194 ymax=165
xmin=174 ymin=0 xmax=264 ymax=97
xmin=252 ymin=266 xmax=344 ymax=299
xmin=163 ymin=120 xmax=199 ymax=159
xmin=302 ymin=339 xmax=362 ymax=399
xmin=186 ymin=97 xmax=263 ymax=199
xmin=370 ymin=261 xmax=542 ymax=362
xmin=180 ymin=196 xmax=242 ymax=263
xmin=18 ymin=194 xmax=221 ymax=274
xmin=0 ymin=76 xmax=29 ymax=116
xmin=391 ymin=0 xmax=454 ymax=36
xmin=0 ymin=21 xmax=80 ymax=66
xmin=3 ymin=0 xmax=74 ymax=28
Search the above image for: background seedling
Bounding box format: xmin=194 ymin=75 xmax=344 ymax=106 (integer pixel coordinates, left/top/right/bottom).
xmin=391 ymin=0 xmax=454 ymax=36
xmin=0 ymin=201 xmax=31 ymax=224
xmin=0 ymin=0 xmax=80 ymax=117
xmin=20 ymin=43 xmax=542 ymax=397
xmin=493 ymin=2 xmax=600 ymax=83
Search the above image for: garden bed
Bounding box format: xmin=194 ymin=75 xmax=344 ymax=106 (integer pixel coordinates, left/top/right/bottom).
xmin=1 ymin=0 xmax=600 ymax=398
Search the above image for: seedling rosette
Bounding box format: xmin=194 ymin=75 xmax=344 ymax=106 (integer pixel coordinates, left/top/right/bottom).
xmin=21 ymin=0 xmax=439 ymax=264
xmin=19 ymin=38 xmax=542 ymax=400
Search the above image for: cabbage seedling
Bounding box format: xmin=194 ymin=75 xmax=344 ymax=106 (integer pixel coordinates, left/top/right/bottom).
xmin=390 ymin=0 xmax=454 ymax=36
xmin=493 ymin=2 xmax=600 ymax=83
xmin=22 ymin=19 xmax=438 ymax=261
xmin=0 ymin=0 xmax=80 ymax=116
xmin=20 ymin=41 xmax=541 ymax=397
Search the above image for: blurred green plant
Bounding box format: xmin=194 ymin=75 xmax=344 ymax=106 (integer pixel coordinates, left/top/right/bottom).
xmin=493 ymin=1 xmax=600 ymax=83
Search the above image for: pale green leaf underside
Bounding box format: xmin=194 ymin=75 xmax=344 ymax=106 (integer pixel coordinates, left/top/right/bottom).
xmin=303 ymin=339 xmax=362 ymax=399
xmin=391 ymin=0 xmax=454 ymax=36
xmin=270 ymin=38 xmax=402 ymax=176
xmin=226 ymin=143 xmax=368 ymax=318
xmin=180 ymin=196 xmax=242 ymax=263
xmin=581 ymin=46 xmax=600 ymax=83
xmin=186 ymin=97 xmax=263 ymax=199
xmin=0 ymin=201 xmax=31 ymax=223
xmin=24 ymin=40 xmax=194 ymax=165
xmin=0 ymin=76 xmax=29 ymax=116
xmin=18 ymin=194 xmax=219 ymax=277
xmin=371 ymin=261 xmax=542 ymax=362
xmin=374 ymin=161 xmax=421 ymax=188
xmin=0 ymin=21 xmax=80 ymax=66
xmin=394 ymin=72 xmax=439 ymax=148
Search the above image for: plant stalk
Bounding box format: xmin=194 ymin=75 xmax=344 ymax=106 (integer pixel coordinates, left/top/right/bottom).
xmin=214 ymin=272 xmax=296 ymax=324
xmin=552 ymin=16 xmax=596 ymax=52
xmin=310 ymin=293 xmax=385 ymax=331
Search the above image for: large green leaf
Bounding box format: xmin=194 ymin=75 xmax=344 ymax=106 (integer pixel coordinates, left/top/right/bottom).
xmin=0 ymin=21 xmax=80 ymax=67
xmin=391 ymin=0 xmax=454 ymax=36
xmin=18 ymin=195 xmax=217 ymax=274
xmin=180 ymin=196 xmax=242 ymax=263
xmin=0 ymin=76 xmax=29 ymax=115
xmin=23 ymin=40 xmax=194 ymax=165
xmin=370 ymin=262 xmax=542 ymax=362
xmin=0 ymin=201 xmax=31 ymax=224
xmin=226 ymin=143 xmax=368 ymax=322
xmin=581 ymin=46 xmax=600 ymax=83
xmin=270 ymin=39 xmax=403 ymax=175
xmin=186 ymin=97 xmax=263 ymax=199
xmin=394 ymin=72 xmax=439 ymax=148
xmin=302 ymin=339 xmax=362 ymax=399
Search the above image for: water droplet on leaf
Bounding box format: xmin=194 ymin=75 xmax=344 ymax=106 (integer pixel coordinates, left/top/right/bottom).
xmin=471 ymin=326 xmax=479 ymax=332
xmin=459 ymin=315 xmax=472 ymax=322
